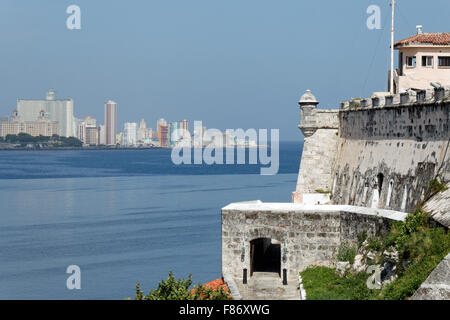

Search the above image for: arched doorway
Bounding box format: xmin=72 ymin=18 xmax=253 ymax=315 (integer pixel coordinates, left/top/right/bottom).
xmin=250 ymin=238 xmax=281 ymax=276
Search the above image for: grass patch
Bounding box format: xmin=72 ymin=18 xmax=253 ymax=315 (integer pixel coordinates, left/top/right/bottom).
xmin=301 ymin=267 xmax=378 ymax=300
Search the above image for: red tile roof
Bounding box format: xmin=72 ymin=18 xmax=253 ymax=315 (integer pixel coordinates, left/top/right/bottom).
xmin=395 ymin=33 xmax=450 ymax=47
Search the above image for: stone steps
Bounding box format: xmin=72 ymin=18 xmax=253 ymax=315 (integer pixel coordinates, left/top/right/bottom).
xmin=236 ymin=272 xmax=300 ymax=300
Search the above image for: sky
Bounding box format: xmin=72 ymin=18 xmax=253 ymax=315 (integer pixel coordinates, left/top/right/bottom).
xmin=0 ymin=0 xmax=448 ymax=140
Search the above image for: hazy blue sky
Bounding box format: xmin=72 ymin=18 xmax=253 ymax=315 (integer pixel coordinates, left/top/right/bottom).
xmin=0 ymin=0 xmax=448 ymax=140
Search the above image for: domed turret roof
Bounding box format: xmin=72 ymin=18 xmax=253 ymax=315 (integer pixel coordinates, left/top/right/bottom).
xmin=298 ymin=90 xmax=319 ymax=105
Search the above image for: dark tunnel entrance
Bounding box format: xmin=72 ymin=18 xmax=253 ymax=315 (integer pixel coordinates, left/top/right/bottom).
xmin=250 ymin=238 xmax=281 ymax=276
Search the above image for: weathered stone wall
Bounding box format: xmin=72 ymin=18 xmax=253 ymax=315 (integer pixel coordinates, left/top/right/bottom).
xmin=293 ymin=106 xmax=340 ymax=203
xmin=222 ymin=203 xmax=406 ymax=281
xmin=294 ymin=128 xmax=339 ymax=195
xmin=340 ymin=103 xmax=449 ymax=141
xmin=331 ymin=101 xmax=450 ymax=213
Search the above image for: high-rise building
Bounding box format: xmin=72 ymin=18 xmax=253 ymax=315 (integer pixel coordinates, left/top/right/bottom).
xmin=124 ymin=122 xmax=137 ymax=146
xmin=99 ymin=125 xmax=106 ymax=145
xmin=17 ymin=89 xmax=74 ymax=137
xmin=180 ymin=119 xmax=188 ymax=133
xmin=157 ymin=118 xmax=167 ymax=145
xmin=168 ymin=122 xmax=179 ymax=147
xmin=159 ymin=124 xmax=168 ymax=148
xmin=138 ymin=118 xmax=148 ymax=141
xmin=105 ymin=100 xmax=117 ymax=145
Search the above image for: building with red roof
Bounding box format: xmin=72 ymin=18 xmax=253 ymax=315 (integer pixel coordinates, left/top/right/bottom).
xmin=391 ymin=26 xmax=450 ymax=93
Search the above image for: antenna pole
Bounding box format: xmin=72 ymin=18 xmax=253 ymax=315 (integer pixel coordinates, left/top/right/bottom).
xmin=390 ymin=0 xmax=395 ymax=94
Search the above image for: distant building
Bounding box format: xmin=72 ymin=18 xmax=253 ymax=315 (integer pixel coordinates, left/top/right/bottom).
xmin=138 ymin=118 xmax=147 ymax=141
xmin=159 ymin=124 xmax=168 ymax=148
xmin=180 ymin=119 xmax=188 ymax=133
xmin=137 ymin=119 xmax=153 ymax=142
xmin=99 ymin=125 xmax=106 ymax=145
xmin=116 ymin=132 xmax=124 ymax=145
xmin=393 ymin=27 xmax=450 ymax=93
xmin=168 ymin=122 xmax=179 ymax=147
xmin=124 ymin=122 xmax=137 ymax=146
xmin=17 ymin=89 xmax=74 ymax=137
xmin=0 ymin=109 xmax=58 ymax=137
xmin=146 ymin=127 xmax=153 ymax=140
xmin=105 ymin=100 xmax=117 ymax=145
xmin=77 ymin=116 xmax=99 ymax=145
xmin=85 ymin=126 xmax=100 ymax=145
xmin=157 ymin=118 xmax=167 ymax=145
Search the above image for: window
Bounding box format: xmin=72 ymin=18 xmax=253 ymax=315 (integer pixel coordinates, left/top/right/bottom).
xmin=406 ymin=56 xmax=416 ymax=67
xmin=377 ymin=173 xmax=384 ymax=195
xmin=438 ymin=56 xmax=450 ymax=67
xmin=422 ymin=56 xmax=433 ymax=67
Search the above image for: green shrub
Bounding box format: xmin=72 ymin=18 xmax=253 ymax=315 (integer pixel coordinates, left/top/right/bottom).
xmin=134 ymin=271 xmax=232 ymax=300
xmin=425 ymin=174 xmax=448 ymax=198
xmin=357 ymin=231 xmax=367 ymax=248
xmin=366 ymin=237 xmax=383 ymax=252
xmin=337 ymin=242 xmax=357 ymax=264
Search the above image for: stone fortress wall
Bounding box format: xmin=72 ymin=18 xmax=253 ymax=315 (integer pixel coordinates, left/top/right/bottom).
xmin=294 ymin=87 xmax=450 ymax=215
xmin=222 ymin=87 xmax=449 ymax=299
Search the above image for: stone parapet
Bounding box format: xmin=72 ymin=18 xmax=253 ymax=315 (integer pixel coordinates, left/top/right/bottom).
xmin=341 ymin=86 xmax=450 ymax=110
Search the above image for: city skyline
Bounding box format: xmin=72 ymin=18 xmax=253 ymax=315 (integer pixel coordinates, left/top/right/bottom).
xmin=1 ymin=1 xmax=449 ymax=141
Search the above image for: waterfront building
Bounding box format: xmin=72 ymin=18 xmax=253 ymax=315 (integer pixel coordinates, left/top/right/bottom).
xmin=180 ymin=119 xmax=188 ymax=133
xmin=116 ymin=132 xmax=124 ymax=146
xmin=105 ymin=100 xmax=117 ymax=145
xmin=17 ymin=89 xmax=74 ymax=137
xmin=99 ymin=125 xmax=106 ymax=145
xmin=159 ymin=124 xmax=168 ymax=148
xmin=193 ymin=123 xmax=204 ymax=148
xmin=74 ymin=117 xmax=84 ymax=140
xmin=123 ymin=122 xmax=137 ymax=146
xmin=85 ymin=126 xmax=100 ymax=145
xmin=392 ymin=27 xmax=450 ymax=93
xmin=145 ymin=127 xmax=153 ymax=140
xmin=77 ymin=116 xmax=99 ymax=145
xmin=0 ymin=109 xmax=58 ymax=137
xmin=138 ymin=118 xmax=147 ymax=141
xmin=168 ymin=122 xmax=179 ymax=147
xmin=157 ymin=118 xmax=167 ymax=145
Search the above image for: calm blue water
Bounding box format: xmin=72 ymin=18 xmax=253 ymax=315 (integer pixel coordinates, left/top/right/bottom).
xmin=0 ymin=142 xmax=302 ymax=299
